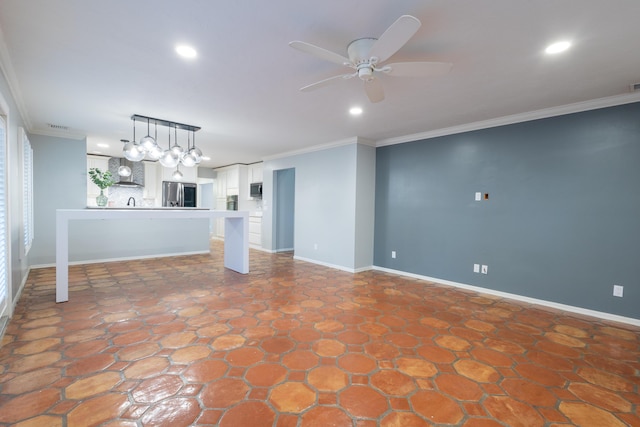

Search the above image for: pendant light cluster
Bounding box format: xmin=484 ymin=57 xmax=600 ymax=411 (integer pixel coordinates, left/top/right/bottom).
xmin=122 ymin=114 xmax=203 ymax=179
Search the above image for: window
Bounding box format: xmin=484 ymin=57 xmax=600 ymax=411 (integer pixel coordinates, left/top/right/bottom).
xmin=21 ymin=128 xmax=33 ymax=254
xmin=0 ymin=115 xmax=7 ymax=313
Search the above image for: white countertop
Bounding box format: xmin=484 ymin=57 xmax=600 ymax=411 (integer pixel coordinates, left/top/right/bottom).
xmin=86 ymin=206 xmax=211 ymax=211
xmin=61 ymin=208 xmax=249 ymax=220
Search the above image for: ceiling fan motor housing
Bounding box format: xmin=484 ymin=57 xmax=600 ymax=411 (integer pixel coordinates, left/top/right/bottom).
xmin=348 ymin=38 xmax=377 ymax=63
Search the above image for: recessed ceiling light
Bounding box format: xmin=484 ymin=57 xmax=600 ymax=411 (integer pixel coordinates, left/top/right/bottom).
xmin=97 ymin=143 xmax=109 ymax=148
xmin=545 ymin=41 xmax=571 ymax=55
xmin=201 ymin=156 xmax=211 ymax=161
xmin=349 ymin=107 xmax=363 ymax=116
xmin=92 ymin=151 xmax=102 ymax=154
xmin=176 ymin=45 xmax=197 ymax=59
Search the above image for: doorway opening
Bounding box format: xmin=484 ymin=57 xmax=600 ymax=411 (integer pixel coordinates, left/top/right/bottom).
xmin=273 ymin=168 xmax=295 ymax=252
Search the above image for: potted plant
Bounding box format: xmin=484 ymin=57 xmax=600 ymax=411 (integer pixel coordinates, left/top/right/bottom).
xmin=88 ymin=168 xmax=115 ymax=207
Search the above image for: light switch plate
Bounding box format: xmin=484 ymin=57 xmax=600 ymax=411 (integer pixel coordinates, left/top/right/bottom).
xmin=613 ymin=285 xmax=624 ymax=297
xmin=475 ymin=192 xmax=482 ymax=201
xmin=481 ymin=265 xmax=488 ymax=274
xmin=473 ymin=264 xmax=480 ymax=273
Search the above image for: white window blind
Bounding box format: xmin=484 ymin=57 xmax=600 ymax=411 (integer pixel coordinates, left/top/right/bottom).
xmin=0 ymin=116 xmax=7 ymax=308
xmin=21 ymin=128 xmax=33 ymax=254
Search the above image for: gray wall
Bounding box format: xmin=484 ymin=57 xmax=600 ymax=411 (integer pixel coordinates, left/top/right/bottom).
xmin=354 ymin=144 xmax=376 ymax=270
xmin=374 ymin=102 xmax=640 ymax=319
xmin=29 ymin=135 xmax=87 ymax=265
xmin=263 ymin=140 xmax=375 ymax=271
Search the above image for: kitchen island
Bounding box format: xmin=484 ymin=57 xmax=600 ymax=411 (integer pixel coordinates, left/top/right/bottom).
xmin=56 ymin=208 xmax=249 ymax=302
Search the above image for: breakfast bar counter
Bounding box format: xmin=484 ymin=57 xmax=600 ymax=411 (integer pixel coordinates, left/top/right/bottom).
xmin=56 ymin=208 xmax=249 ymax=302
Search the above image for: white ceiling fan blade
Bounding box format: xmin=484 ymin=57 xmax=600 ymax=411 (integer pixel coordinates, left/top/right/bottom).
xmin=369 ymin=15 xmax=421 ymax=63
xmin=364 ymin=77 xmax=384 ymax=103
xmin=300 ymin=73 xmax=356 ymax=92
xmin=383 ymin=61 xmax=453 ymax=77
xmin=289 ymin=41 xmax=351 ymax=66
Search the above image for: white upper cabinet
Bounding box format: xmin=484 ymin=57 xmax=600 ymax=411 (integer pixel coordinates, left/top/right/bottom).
xmin=248 ymin=163 xmax=263 ymax=183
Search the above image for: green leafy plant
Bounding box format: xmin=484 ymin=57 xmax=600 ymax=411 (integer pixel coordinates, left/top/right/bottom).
xmin=88 ymin=168 xmax=115 ymax=190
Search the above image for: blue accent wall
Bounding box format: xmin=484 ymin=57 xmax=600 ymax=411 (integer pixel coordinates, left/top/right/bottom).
xmin=374 ymin=102 xmax=640 ymax=319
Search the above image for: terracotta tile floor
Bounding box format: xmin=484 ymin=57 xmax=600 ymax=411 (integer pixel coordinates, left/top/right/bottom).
xmin=1 ymin=242 xmax=639 ymax=426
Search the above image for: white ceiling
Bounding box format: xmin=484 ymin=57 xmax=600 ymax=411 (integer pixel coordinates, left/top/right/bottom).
xmin=1 ymin=0 xmax=639 ymax=168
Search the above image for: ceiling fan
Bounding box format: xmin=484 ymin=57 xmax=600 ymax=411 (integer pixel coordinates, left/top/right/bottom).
xmin=289 ymin=15 xmax=452 ymax=103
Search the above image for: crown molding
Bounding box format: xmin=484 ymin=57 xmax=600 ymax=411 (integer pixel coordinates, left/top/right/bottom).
xmin=29 ymin=127 xmax=86 ymax=141
xmin=0 ymin=25 xmax=32 ymax=131
xmin=376 ymin=92 xmax=640 ymax=147
xmin=263 ymin=136 xmax=364 ymax=162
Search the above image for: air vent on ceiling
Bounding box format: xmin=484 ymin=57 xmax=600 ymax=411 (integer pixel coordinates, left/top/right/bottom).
xmin=47 ymin=123 xmax=69 ymax=131
xmin=630 ymin=83 xmax=640 ymax=92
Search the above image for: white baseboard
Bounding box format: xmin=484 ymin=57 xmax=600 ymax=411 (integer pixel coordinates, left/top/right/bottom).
xmin=250 ymin=245 xmax=274 ymax=253
xmin=13 ymin=266 xmax=31 ymax=312
xmin=373 ymin=266 xmax=640 ymax=327
xmin=293 ymin=256 xmax=372 ymax=274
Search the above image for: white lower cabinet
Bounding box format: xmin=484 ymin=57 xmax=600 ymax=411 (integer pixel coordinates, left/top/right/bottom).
xmin=249 ymin=215 xmax=262 ymax=247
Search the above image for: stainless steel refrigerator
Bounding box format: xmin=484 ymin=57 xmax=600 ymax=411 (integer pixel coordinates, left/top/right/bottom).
xmin=162 ymin=181 xmax=197 ymax=207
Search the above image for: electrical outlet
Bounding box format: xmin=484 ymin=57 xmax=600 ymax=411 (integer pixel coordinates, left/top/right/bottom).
xmin=473 ymin=264 xmax=480 ymax=273
xmin=391 ymin=251 xmax=396 ymax=259
xmin=481 ymin=265 xmax=488 ymax=274
xmin=613 ymin=285 xmax=624 ymax=297
xmin=313 ymin=243 xmax=318 ymax=250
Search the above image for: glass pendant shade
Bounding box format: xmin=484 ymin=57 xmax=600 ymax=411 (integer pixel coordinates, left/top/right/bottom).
xmin=123 ymin=141 xmax=145 ymax=161
xmin=181 ymin=152 xmax=197 ymax=167
xmin=159 ymin=149 xmax=180 ymax=168
xmin=147 ymin=144 xmax=163 ymax=160
xmin=172 ymin=168 xmax=183 ymax=180
xmin=139 ymin=135 xmax=157 ymax=152
xmin=189 ymin=146 xmax=203 ymax=163
xmin=118 ymin=165 xmax=132 ymax=177
xmin=170 ymin=144 xmax=184 ymax=158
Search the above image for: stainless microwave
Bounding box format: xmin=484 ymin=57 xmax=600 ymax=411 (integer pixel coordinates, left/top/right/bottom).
xmin=250 ymin=182 xmax=262 ymax=198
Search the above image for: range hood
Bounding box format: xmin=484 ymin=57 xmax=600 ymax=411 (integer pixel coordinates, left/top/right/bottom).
xmin=108 ymin=158 xmax=144 ymax=187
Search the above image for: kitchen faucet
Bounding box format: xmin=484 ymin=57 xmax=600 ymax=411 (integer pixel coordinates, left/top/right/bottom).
xmin=127 ymin=197 xmax=136 ymax=207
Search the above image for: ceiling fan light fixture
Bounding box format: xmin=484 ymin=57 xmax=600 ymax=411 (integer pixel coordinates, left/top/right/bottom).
xmin=357 ymin=66 xmax=374 ymax=81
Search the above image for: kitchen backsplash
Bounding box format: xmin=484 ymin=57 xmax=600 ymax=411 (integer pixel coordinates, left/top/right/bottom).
xmin=106 ymin=186 xmax=153 ymax=207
